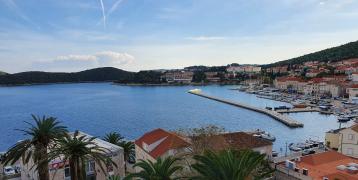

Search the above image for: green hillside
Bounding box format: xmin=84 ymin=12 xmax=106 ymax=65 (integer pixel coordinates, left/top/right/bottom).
xmin=0 ymin=67 xmax=135 ymax=85
xmin=0 ymin=71 xmax=6 ymax=75
xmin=264 ymin=40 xmax=358 ymax=68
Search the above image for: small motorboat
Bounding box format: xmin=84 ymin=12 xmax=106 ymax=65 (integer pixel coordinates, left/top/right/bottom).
xmin=272 ymin=151 xmax=278 ymax=157
xmin=288 ymin=143 xmax=302 ymax=152
xmin=252 ymin=129 xmax=276 ymax=142
xmin=338 ymin=117 xmax=350 ymax=122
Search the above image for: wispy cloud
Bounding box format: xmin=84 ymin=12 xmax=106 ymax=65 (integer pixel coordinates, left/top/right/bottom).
xmin=108 ymin=0 xmax=125 ymax=16
xmin=186 ymin=36 xmax=227 ymax=41
xmin=32 ymin=51 xmax=135 ymax=72
xmin=98 ymin=0 xmax=106 ymax=29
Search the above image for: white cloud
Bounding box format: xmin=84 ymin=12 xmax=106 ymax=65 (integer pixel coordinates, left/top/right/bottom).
xmin=185 ymin=36 xmax=227 ymax=41
xmin=32 ymin=51 xmax=134 ymax=72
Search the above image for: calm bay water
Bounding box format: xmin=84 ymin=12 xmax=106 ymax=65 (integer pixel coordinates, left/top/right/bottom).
xmin=0 ymin=83 xmax=348 ymax=153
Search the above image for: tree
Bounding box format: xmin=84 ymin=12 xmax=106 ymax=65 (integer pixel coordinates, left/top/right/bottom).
xmin=192 ymin=71 xmax=206 ymax=83
xmin=118 ymin=141 xmax=135 ymax=164
xmin=125 ymin=156 xmax=183 ymax=180
xmin=103 ymin=132 xmax=135 ymax=172
xmin=103 ymin=132 xmax=124 ymax=145
xmin=177 ymin=125 xmax=225 ymax=154
xmin=49 ymin=131 xmax=117 ymax=180
xmin=191 ymin=149 xmax=272 ymax=180
xmin=1 ymin=115 xmax=68 ymax=180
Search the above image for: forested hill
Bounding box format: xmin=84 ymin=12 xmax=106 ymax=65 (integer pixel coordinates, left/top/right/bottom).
xmin=0 ymin=67 xmax=136 ymax=85
xmin=0 ymin=71 xmax=7 ymax=75
xmin=264 ymin=40 xmax=358 ymax=68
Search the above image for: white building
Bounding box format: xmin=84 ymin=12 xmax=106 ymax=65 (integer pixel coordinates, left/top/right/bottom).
xmin=352 ymin=72 xmax=358 ymax=82
xmin=347 ymin=84 xmax=358 ymax=103
xmin=134 ymin=128 xmax=191 ymax=172
xmin=274 ymin=77 xmax=306 ymax=93
xmin=20 ymin=131 xmax=125 ymax=180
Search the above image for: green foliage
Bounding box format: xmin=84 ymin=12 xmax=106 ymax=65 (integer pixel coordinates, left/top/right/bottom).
xmin=264 ymin=40 xmax=358 ymax=68
xmin=192 ymin=71 xmax=206 ymax=83
xmin=191 ymin=149 xmax=272 ymax=180
xmin=103 ymin=132 xmax=135 ymax=172
xmin=0 ymin=67 xmax=135 ymax=85
xmin=1 ymin=115 xmax=68 ymax=180
xmin=48 ymin=130 xmax=117 ymax=180
xmin=125 ymin=156 xmax=183 ymax=180
xmin=117 ymin=70 xmax=163 ymax=84
xmin=103 ymin=132 xmax=124 ymax=145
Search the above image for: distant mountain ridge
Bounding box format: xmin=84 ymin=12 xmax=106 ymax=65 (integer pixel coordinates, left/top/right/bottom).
xmin=0 ymin=67 xmax=135 ymax=85
xmin=0 ymin=71 xmax=6 ymax=75
xmin=264 ymin=40 xmax=358 ymax=68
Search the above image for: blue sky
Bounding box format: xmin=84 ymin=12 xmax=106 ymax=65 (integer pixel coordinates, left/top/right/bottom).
xmin=1 ymin=0 xmax=358 ymax=73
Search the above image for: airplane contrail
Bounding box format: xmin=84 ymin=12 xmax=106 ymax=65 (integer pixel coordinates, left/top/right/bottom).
xmin=99 ymin=0 xmax=106 ymax=29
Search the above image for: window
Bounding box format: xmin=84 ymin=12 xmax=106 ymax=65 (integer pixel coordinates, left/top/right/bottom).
xmin=64 ymin=165 xmax=70 ymax=180
xmin=348 ymin=134 xmax=355 ymax=140
xmin=86 ymin=160 xmax=95 ymax=175
xmin=347 ymin=148 xmax=354 ymax=155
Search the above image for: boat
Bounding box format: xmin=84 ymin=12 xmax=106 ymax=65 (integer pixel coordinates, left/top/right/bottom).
xmin=338 ymin=117 xmax=351 ymax=122
xmin=288 ymin=143 xmax=302 ymax=152
xmin=272 ymin=151 xmax=278 ymax=157
xmin=252 ymin=129 xmax=276 ymax=142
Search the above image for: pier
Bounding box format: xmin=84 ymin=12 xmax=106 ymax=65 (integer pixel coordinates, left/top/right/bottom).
xmin=188 ymin=90 xmax=304 ymax=128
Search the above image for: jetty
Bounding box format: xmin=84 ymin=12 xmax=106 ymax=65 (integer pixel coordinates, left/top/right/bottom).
xmin=188 ymin=90 xmax=303 ymax=128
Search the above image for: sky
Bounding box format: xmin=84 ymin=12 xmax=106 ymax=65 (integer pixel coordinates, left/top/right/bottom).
xmin=1 ymin=0 xmax=358 ymax=73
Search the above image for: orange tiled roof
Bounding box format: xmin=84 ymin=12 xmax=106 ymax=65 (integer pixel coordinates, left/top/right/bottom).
xmin=202 ymin=132 xmax=272 ymax=151
xmin=295 ymin=151 xmax=358 ymax=180
xmin=135 ymin=128 xmax=191 ymax=159
xmin=309 ymin=78 xmax=325 ymax=83
xmin=276 ymin=76 xmax=305 ymax=82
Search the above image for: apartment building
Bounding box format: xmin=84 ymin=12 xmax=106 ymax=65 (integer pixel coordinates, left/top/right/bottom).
xmin=20 ymin=131 xmax=125 ymax=180
xmin=161 ymin=71 xmax=194 ymax=83
xmin=274 ymin=77 xmax=306 ymax=93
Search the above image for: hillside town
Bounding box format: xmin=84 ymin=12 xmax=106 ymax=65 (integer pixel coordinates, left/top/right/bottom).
xmin=3 ymin=59 xmax=358 ymax=179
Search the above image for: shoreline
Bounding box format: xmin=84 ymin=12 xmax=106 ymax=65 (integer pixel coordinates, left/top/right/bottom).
xmin=0 ymin=81 xmax=241 ymax=87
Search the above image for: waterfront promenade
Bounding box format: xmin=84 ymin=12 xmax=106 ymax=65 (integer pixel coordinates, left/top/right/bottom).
xmin=188 ymin=90 xmax=304 ymax=128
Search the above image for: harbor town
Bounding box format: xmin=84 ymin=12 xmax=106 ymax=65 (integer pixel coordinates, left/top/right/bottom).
xmin=3 ymin=59 xmax=358 ymax=179
xmin=2 ymin=0 xmax=358 ymax=179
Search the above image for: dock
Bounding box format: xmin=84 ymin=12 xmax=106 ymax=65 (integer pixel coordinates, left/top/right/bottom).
xmin=188 ymin=90 xmax=304 ymax=128
xmin=276 ymin=107 xmax=333 ymax=114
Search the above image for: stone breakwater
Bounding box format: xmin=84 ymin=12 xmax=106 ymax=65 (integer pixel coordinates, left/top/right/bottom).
xmin=188 ymin=90 xmax=304 ymax=128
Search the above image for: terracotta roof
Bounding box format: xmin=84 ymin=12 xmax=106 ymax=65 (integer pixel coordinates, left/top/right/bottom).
xmin=197 ymin=132 xmax=272 ymax=152
xmin=350 ymin=84 xmax=358 ymax=88
xmin=351 ymin=124 xmax=358 ymax=133
xmin=309 ymin=78 xmax=325 ymax=83
xmin=135 ymin=128 xmax=191 ymax=159
xmin=294 ymin=151 xmax=358 ymax=180
xmin=301 ymin=151 xmax=349 ymax=166
xmin=276 ymin=76 xmax=305 ymax=82
xmin=325 ymin=172 xmax=358 ymax=180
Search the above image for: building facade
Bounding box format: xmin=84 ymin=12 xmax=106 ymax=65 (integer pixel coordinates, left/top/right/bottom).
xmin=20 ymin=132 xmax=125 ymax=180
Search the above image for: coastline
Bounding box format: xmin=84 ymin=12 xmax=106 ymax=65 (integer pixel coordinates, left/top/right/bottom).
xmin=0 ymin=81 xmax=241 ymax=87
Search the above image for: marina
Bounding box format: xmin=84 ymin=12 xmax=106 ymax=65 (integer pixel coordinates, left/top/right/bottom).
xmin=188 ymin=89 xmax=304 ymax=128
xmin=0 ymin=83 xmax=346 ymax=153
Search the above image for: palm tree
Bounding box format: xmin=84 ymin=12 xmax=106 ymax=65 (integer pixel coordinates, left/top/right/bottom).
xmin=191 ymin=149 xmax=272 ymax=180
xmin=125 ymin=156 xmax=183 ymax=180
xmin=118 ymin=141 xmax=135 ymax=163
xmin=49 ymin=131 xmax=117 ymax=180
xmin=103 ymin=132 xmax=135 ymax=172
xmin=103 ymin=132 xmax=124 ymax=145
xmin=1 ymin=115 xmax=67 ymax=180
